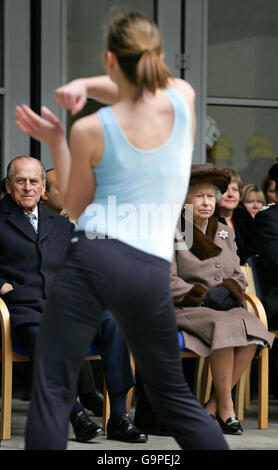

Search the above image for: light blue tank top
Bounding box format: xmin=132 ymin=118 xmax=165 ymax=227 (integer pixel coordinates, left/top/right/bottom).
xmin=76 ymin=88 xmax=193 ymax=262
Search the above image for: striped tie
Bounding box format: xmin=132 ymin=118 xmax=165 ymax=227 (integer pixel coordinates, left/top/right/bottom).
xmin=25 ymin=212 xmax=38 ymax=233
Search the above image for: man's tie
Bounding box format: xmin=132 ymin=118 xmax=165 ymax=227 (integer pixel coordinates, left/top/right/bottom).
xmin=25 ymin=212 xmax=38 ymax=233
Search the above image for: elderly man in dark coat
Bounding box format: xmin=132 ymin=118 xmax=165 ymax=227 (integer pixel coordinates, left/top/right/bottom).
xmin=0 ymin=156 xmax=146 ymax=444
xmin=170 ymin=164 xmax=274 ymax=436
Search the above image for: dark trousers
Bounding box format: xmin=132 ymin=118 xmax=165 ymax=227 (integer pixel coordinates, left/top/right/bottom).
xmin=25 ymin=233 xmax=228 ymax=450
xmin=16 ymin=310 xmax=134 ymax=411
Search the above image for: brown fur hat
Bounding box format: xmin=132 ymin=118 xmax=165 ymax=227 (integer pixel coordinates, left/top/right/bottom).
xmin=189 ymin=163 xmax=231 ymax=194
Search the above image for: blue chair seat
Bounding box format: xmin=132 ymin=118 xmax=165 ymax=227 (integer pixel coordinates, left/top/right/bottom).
xmin=178 ymin=330 xmax=194 ymax=353
xmin=0 ymin=339 xmax=101 ymax=358
xmin=7 ymin=332 xmax=192 ymax=357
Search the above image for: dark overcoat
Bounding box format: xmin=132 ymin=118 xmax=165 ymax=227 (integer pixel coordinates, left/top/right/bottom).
xmin=254 ymin=202 xmax=278 ymax=329
xmin=170 ymin=216 xmax=274 ymax=357
xmin=0 ymin=194 xmax=74 ymax=340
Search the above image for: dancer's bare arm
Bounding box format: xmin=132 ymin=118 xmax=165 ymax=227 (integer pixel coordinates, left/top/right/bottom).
xmin=55 ymin=75 xmax=119 ymax=115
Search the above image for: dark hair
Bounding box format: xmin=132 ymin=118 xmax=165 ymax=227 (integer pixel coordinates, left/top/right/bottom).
xmin=220 ymin=168 xmax=244 ymax=196
xmin=106 ymin=12 xmax=172 ymax=100
xmin=45 ymin=168 xmax=55 ymax=191
xmin=0 ymin=178 xmax=6 ymax=194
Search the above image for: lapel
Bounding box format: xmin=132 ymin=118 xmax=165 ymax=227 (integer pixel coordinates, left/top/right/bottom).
xmin=1 ymin=194 xmax=38 ymax=242
xmin=1 ymin=195 xmax=56 ymax=242
xmin=37 ymin=203 xmax=56 ymax=241
xmin=181 ymin=212 xmax=222 ymax=260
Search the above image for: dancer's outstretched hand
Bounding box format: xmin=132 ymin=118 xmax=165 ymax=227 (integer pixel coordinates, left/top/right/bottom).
xmin=15 ymin=105 xmax=65 ymax=147
xmin=55 ymin=79 xmax=87 ymax=115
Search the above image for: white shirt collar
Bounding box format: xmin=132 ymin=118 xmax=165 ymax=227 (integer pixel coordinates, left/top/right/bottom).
xmin=24 ymin=206 xmax=38 ymax=219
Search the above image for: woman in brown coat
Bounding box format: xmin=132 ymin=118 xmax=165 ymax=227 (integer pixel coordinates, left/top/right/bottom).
xmin=171 ymin=164 xmax=274 ymax=435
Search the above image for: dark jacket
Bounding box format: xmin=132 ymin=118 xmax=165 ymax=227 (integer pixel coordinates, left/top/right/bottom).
xmin=254 ymin=202 xmax=278 ymax=285
xmin=0 ymin=194 xmax=74 ymax=338
xmin=215 ymin=202 xmax=258 ymax=265
xmin=254 ymin=202 xmax=278 ymax=329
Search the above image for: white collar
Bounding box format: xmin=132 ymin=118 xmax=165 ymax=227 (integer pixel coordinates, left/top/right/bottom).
xmin=23 ymin=205 xmax=38 ymax=219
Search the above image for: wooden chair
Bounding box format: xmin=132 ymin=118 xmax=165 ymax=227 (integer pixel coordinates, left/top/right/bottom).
xmin=0 ymin=297 xmax=134 ymax=440
xmin=178 ymin=331 xmax=212 ymax=404
xmin=236 ymin=264 xmax=270 ymax=429
xmin=185 ymin=267 xmax=269 ymax=429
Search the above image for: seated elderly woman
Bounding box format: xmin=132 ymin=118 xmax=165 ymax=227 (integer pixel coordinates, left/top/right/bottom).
xmin=170 ymin=164 xmax=274 ymax=436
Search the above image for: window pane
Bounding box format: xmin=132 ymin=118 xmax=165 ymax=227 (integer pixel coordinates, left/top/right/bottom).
xmin=208 ymin=0 xmax=278 ymax=99
xmin=67 ymin=0 xmax=154 ymax=129
xmin=207 ymin=105 xmax=278 ymax=187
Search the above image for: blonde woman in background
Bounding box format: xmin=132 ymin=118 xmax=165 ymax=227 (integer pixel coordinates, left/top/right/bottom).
xmin=241 ymin=184 xmax=266 ymax=219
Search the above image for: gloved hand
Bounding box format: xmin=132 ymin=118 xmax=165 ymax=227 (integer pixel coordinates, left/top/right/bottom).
xmin=202 ymin=286 xmax=237 ymax=311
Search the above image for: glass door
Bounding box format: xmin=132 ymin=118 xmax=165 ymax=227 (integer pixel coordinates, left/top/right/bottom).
xmin=207 ymin=0 xmax=278 ymax=187
xmin=66 ymin=0 xmax=155 ymax=132
xmin=1 ymin=0 xmax=30 ymax=178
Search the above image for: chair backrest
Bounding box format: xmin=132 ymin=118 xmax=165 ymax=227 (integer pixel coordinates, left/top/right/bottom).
xmin=246 ymin=255 xmax=268 ymax=301
xmin=240 ymin=264 xmax=257 ymax=316
xmin=241 ymin=263 xmax=256 ymax=294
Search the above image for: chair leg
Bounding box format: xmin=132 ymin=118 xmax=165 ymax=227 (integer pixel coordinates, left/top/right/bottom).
xmin=102 ymin=378 xmax=110 ymax=435
xmin=1 ymin=355 xmax=13 ymax=440
xmin=126 ymin=354 xmax=135 ymax=413
xmin=244 ymin=364 xmax=251 ymax=410
xmin=258 ymin=347 xmax=269 ymax=429
xmin=235 ymin=371 xmax=246 ymax=421
xmin=194 ymin=357 xmax=205 ymax=401
xmin=200 ymin=358 xmax=212 ymax=404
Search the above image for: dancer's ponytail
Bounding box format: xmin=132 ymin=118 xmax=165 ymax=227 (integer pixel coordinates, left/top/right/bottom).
xmin=106 ymin=12 xmax=172 ymax=100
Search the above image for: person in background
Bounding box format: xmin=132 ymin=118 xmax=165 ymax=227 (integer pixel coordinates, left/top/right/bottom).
xmin=0 ymin=178 xmax=7 ymax=199
xmin=0 ymin=156 xmax=103 ymax=442
xmin=241 ymin=184 xmax=266 ymax=219
xmin=215 ymin=168 xmax=258 ymax=264
xmin=254 ymin=161 xmax=278 ymax=329
xmin=261 ymin=174 xmax=278 ymax=205
xmin=171 ymin=164 xmax=274 ymax=435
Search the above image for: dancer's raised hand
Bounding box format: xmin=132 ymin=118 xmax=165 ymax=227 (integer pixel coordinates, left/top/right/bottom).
xmin=15 ymin=105 xmax=65 ymax=148
xmin=55 ymin=79 xmax=88 ymax=115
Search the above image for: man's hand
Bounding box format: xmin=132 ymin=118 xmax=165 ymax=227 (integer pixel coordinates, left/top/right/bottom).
xmin=0 ymin=283 xmax=14 ymax=296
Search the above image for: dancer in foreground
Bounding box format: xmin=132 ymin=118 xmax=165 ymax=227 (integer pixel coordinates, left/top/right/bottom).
xmin=16 ymin=12 xmax=228 ymax=450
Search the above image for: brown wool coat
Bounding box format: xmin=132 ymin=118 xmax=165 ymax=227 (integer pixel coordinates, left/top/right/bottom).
xmin=170 ymin=216 xmax=274 ymax=357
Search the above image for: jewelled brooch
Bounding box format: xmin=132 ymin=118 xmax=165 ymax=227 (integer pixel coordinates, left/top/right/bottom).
xmin=218 ymin=230 xmax=229 ymax=239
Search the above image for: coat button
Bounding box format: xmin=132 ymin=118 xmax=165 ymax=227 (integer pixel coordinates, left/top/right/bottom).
xmin=215 ymin=263 xmax=221 ymax=268
xmin=215 ymin=275 xmax=220 ymax=281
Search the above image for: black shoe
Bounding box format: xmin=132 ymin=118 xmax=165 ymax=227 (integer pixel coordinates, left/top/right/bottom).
xmin=71 ymin=410 xmax=104 ymax=442
xmin=107 ymin=414 xmax=148 ymax=443
xmin=216 ymin=415 xmax=243 ymax=435
xmin=79 ymin=391 xmax=104 ymax=417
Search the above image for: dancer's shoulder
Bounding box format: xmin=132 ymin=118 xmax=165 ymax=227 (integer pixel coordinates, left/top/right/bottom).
xmin=168 ymin=78 xmax=195 ymax=103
